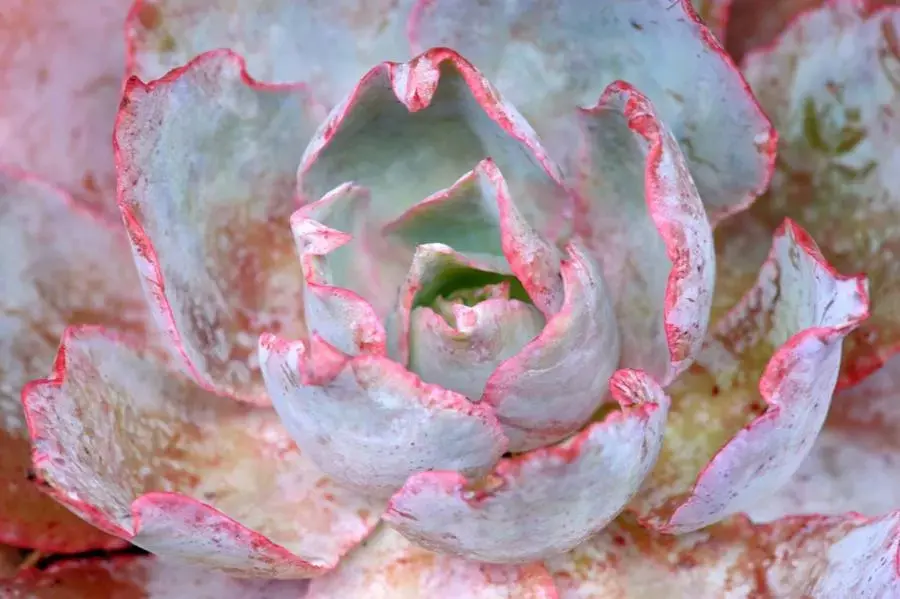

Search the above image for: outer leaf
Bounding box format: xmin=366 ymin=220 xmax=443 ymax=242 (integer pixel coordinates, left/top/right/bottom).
xmin=409 ymin=0 xmax=776 ymax=224
xmin=23 ymin=327 xmax=381 ymax=578
xmin=384 ymin=370 xmax=669 ymax=564
xmin=691 ymin=0 xmax=733 ymax=39
xmin=719 ymin=1 xmax=900 ymax=387
xmin=307 ymin=527 xmax=558 ymax=599
xmin=0 ymin=168 xmax=150 ymax=552
xmin=126 ymin=0 xmax=413 ymax=104
xmin=546 ymin=513 xmax=900 ymax=598
xmin=631 ymin=220 xmax=869 ymax=533
xmin=115 ymin=50 xmax=318 ymax=403
xmin=749 ymin=353 xmax=900 ymax=521
xmin=0 ymin=0 xmax=131 ymax=217
xmin=258 ymin=334 xmax=507 ymax=498
xmin=574 ymin=82 xmax=714 ymax=385
xmin=298 ymin=48 xmax=572 ymax=245
xmin=0 ymin=556 xmax=311 ymax=597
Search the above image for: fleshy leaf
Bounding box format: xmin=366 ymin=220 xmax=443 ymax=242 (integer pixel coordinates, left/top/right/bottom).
xmin=0 ymin=0 xmax=131 ymax=217
xmin=116 ymin=50 xmax=319 ymax=403
xmin=126 ymin=0 xmax=413 ymax=105
xmin=720 ymin=1 xmax=900 ymax=388
xmin=384 ymin=370 xmax=669 ymax=563
xmin=749 ymin=353 xmax=900 ymax=522
xmin=409 ymin=0 xmax=775 ymax=223
xmin=291 ymin=184 xmax=392 ymax=352
xmin=631 ymin=220 xmax=869 ymax=533
xmin=546 ymin=513 xmax=900 ymax=598
xmin=258 ymin=334 xmax=507 ymax=498
xmin=23 ymin=327 xmax=381 ymax=578
xmin=574 ymin=82 xmax=714 ymax=385
xmin=0 ymin=168 xmax=151 ymax=552
xmin=307 ymin=527 xmax=557 ymax=598
xmin=0 ymin=556 xmax=311 ymax=597
xmin=298 ymin=48 xmax=572 ymax=247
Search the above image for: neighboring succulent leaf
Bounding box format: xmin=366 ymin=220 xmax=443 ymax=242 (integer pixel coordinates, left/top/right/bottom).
xmin=0 ymin=556 xmax=311 ymax=597
xmin=116 ymin=50 xmax=319 ymax=403
xmin=306 ymin=527 xmax=557 ymax=598
xmin=0 ymin=0 xmax=131 ymax=217
xmin=409 ymin=0 xmax=775 ymax=224
xmin=546 ymin=513 xmax=900 ymax=598
xmin=720 ymin=1 xmax=900 ymax=388
xmin=0 ymin=168 xmax=154 ymax=552
xmin=126 ymin=0 xmax=413 ymax=104
xmin=749 ymin=353 xmax=900 ymax=521
xmin=0 ymin=546 xmax=22 ymax=578
xmin=388 ymin=160 xmax=620 ymax=451
xmin=258 ymin=334 xmax=507 ymax=498
xmin=384 ymin=370 xmax=669 ymax=563
xmin=23 ymin=327 xmax=381 ymax=578
xmin=299 ymin=48 xmax=573 ymax=248
xmin=631 ymin=221 xmax=870 ymax=533
xmin=574 ymin=82 xmax=714 ymax=385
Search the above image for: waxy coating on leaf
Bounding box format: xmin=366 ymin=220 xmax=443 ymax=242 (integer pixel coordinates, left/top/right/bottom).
xmin=23 ymin=327 xmax=381 ymax=579
xmin=573 ymin=82 xmax=714 ymax=385
xmin=749 ymin=353 xmax=900 ymax=522
xmin=410 ymin=0 xmax=776 ymax=224
xmin=546 ymin=512 xmax=900 ymax=598
xmin=126 ymin=0 xmax=414 ymax=105
xmin=306 ymin=527 xmax=557 ymax=599
xmin=631 ymin=220 xmax=870 ymax=533
xmin=384 ymin=370 xmax=669 ymax=564
xmin=115 ymin=50 xmax=320 ymax=403
xmin=0 ymin=0 xmax=131 ymax=218
xmin=386 ymin=160 xmax=620 ymax=451
xmin=258 ymin=334 xmax=508 ymax=498
xmin=0 ymin=168 xmax=151 ymax=553
xmin=0 ymin=556 xmax=311 ymax=598
xmin=723 ymin=0 xmax=900 ymax=388
xmin=298 ymin=48 xmax=573 ymax=251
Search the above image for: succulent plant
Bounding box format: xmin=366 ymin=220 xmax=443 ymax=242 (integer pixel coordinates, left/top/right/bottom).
xmin=1 ymin=0 xmax=899 ymax=596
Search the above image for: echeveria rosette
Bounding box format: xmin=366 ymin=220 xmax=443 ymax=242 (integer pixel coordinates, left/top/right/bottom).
xmin=0 ymin=0 xmax=897 ymax=596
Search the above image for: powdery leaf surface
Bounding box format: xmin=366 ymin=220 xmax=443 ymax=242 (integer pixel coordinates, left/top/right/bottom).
xmin=126 ymin=0 xmax=413 ymax=105
xmin=546 ymin=512 xmax=900 ymax=598
xmin=116 ymin=50 xmax=320 ymax=403
xmin=0 ymin=556 xmax=311 ymax=598
xmin=298 ymin=48 xmax=573 ymax=249
xmin=384 ymin=370 xmax=669 ymax=563
xmin=306 ymin=527 xmax=558 ymax=599
xmin=631 ymin=221 xmax=869 ymax=533
xmin=720 ymin=1 xmax=900 ymax=388
xmin=0 ymin=0 xmax=131 ymax=218
xmin=258 ymin=333 xmax=507 ymax=498
xmin=23 ymin=327 xmax=381 ymax=578
xmin=0 ymin=169 xmax=153 ymax=552
xmin=410 ymin=0 xmax=775 ymax=224
xmin=749 ymin=352 xmax=900 ymax=521
xmin=573 ymin=82 xmax=714 ymax=385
